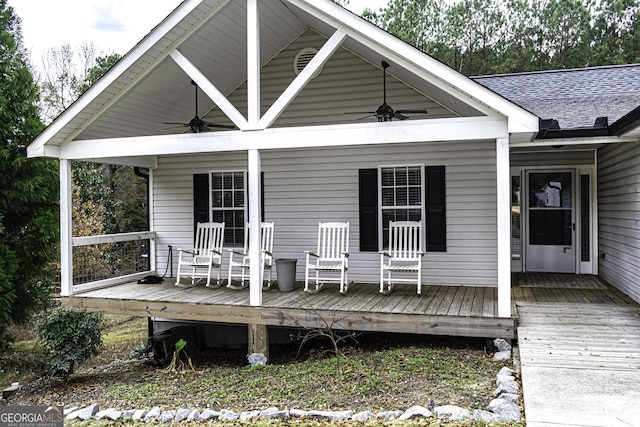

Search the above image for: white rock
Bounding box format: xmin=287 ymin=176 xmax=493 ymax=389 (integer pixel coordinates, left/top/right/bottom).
xmin=247 ymin=352 xmax=267 ymax=366
xmin=352 ymin=411 xmax=375 ymax=421
xmin=472 ymin=409 xmax=501 ymax=422
xmin=289 ymin=409 xmax=308 ymax=417
xmin=493 ymin=338 xmax=512 ymax=351
xmin=132 ymin=409 xmax=147 ymax=421
xmin=143 ymin=406 xmax=161 ymax=422
xmin=239 ymin=410 xmax=260 ymax=420
xmin=307 ymin=410 xmax=353 ymax=420
xmin=399 ymin=405 xmax=433 ymax=420
xmin=197 ymin=409 xmax=219 ymax=421
xmin=95 ymin=408 xmax=122 ymax=421
xmin=158 ymin=410 xmax=176 ymax=422
xmin=122 ymin=409 xmax=136 ymax=420
xmin=499 ymin=366 xmax=516 ymax=376
xmin=187 ymin=409 xmax=199 ymax=422
xmin=377 ymin=410 xmax=402 ymax=419
xmin=434 ymin=405 xmax=470 ymax=421
xmin=175 ymin=409 xmax=191 ymax=422
xmin=493 ymin=350 xmax=512 ymax=361
xmin=494 ymin=380 xmax=519 ymax=396
xmin=218 ymin=409 xmax=239 ymax=421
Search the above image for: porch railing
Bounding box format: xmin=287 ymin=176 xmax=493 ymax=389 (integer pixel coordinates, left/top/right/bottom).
xmin=71 ymin=231 xmax=156 ymax=293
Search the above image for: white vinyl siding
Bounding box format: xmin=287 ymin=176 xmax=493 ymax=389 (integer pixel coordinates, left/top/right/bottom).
xmin=152 ymin=140 xmax=499 ymax=287
xmin=598 ymin=142 xmax=640 ymax=303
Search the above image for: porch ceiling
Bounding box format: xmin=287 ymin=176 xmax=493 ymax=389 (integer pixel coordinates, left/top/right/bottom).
xmin=29 ymin=0 xmax=539 ymax=162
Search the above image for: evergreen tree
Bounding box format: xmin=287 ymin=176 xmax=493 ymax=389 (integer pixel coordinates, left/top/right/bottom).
xmin=0 ymin=0 xmax=59 ymax=349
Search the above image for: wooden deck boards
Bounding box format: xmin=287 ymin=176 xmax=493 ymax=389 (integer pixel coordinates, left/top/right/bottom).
xmin=64 ymin=280 xmax=517 ymax=339
xmin=63 ymin=273 xmax=636 ymax=341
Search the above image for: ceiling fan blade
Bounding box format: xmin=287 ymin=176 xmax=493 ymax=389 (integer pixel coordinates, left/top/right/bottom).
xmin=204 ymin=122 xmax=236 ymax=129
xmin=396 ymin=109 xmax=429 ymax=115
xmin=163 ymin=122 xmax=190 ymax=126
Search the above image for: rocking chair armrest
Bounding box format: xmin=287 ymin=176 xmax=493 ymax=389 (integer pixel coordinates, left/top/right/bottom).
xmin=177 ymin=248 xmax=196 ymax=256
xmin=342 ymin=252 xmax=350 ymax=258
xmin=305 ymin=251 xmax=319 ymax=258
xmin=262 ymin=250 xmax=273 ymax=257
xmin=379 ymin=251 xmax=391 ymax=258
xmin=211 ymin=249 xmax=223 ymax=256
xmin=228 ymin=248 xmax=247 ymax=256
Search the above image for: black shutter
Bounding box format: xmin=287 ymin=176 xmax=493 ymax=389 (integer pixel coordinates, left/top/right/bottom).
xmin=193 ymin=174 xmax=209 ymax=237
xmin=359 ymin=168 xmax=378 ymax=251
xmin=426 ymin=166 xmax=446 ymax=252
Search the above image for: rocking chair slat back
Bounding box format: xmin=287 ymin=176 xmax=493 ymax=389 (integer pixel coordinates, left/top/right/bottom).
xmin=317 ymin=222 xmax=350 ymax=260
xmin=389 ymin=221 xmax=422 ymax=260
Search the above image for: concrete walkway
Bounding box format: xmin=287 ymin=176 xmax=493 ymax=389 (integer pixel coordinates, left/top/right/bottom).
xmin=517 ymin=302 xmax=640 ymax=427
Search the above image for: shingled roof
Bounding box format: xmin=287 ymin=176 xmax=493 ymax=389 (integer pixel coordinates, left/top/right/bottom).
xmin=473 ymin=63 xmax=640 ymax=132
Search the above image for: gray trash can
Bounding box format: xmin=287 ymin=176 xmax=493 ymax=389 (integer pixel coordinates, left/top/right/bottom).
xmin=275 ymin=259 xmax=297 ymax=292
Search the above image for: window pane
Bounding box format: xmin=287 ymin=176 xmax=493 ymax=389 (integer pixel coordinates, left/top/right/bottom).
xmin=408 ymin=167 xmax=421 ymax=185
xmin=382 ymin=188 xmax=394 ymax=206
xmin=511 ymin=175 xmax=521 ymax=260
xmin=223 ymin=191 xmax=233 ymax=207
xmin=408 ymin=210 xmax=421 ymax=222
xmin=529 ymin=172 xmax=572 ymax=208
xmin=212 ymin=190 xmax=223 ymax=208
xmin=212 ymin=174 xmax=222 ymax=190
xmin=234 ymin=173 xmax=244 ymax=189
xmin=529 ymin=210 xmax=572 ymax=245
xmin=395 ymin=168 xmax=407 ymax=186
xmin=234 ymin=191 xmax=244 ymax=208
xmin=395 ymin=209 xmax=409 ymax=221
xmin=212 ymin=211 xmax=223 ymax=223
xmin=409 ymin=187 xmax=421 ymax=206
xmin=382 ymin=168 xmax=394 ymax=186
xmin=395 ymin=188 xmax=408 ymax=206
xmin=223 ymin=174 xmax=233 ymax=189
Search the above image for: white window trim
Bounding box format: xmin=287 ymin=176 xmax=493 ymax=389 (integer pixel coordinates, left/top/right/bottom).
xmin=209 ymin=170 xmax=248 ymax=247
xmin=377 ymin=164 xmax=426 ymax=250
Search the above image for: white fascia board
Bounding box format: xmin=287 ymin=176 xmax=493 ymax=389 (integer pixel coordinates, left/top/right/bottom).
xmin=170 ymin=50 xmax=249 ymax=130
xmin=27 ymin=143 xmax=59 ymax=158
xmin=258 ymin=29 xmax=347 ymax=129
xmin=57 ymin=116 xmax=507 ymax=160
xmin=510 ymin=135 xmax=637 ymax=149
xmin=288 ymin=0 xmax=539 ymax=135
xmin=79 ymin=157 xmax=158 ymax=169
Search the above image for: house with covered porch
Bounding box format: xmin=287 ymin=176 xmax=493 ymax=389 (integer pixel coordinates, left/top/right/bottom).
xmin=27 ymin=0 xmax=640 ymax=355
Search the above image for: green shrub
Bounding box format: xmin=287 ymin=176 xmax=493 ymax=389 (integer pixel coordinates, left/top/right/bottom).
xmin=35 ymin=307 xmax=104 ymax=381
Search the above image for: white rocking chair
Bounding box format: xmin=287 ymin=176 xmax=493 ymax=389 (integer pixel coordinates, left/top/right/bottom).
xmin=380 ymin=221 xmax=424 ymax=295
xmin=175 ymin=222 xmax=225 ymax=288
xmin=227 ymin=222 xmax=275 ymax=290
xmin=305 ymin=222 xmax=350 ymax=295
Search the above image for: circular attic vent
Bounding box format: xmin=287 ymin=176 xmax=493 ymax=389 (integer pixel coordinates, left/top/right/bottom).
xmin=294 ymin=47 xmax=322 ymax=78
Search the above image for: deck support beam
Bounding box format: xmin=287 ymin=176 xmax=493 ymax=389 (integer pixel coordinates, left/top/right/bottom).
xmin=248 ymin=323 xmax=269 ymax=360
xmin=496 ymin=136 xmax=511 ymax=317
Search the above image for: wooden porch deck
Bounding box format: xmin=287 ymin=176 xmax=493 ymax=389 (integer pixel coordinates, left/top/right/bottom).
xmin=64 ymin=280 xmax=518 ymax=339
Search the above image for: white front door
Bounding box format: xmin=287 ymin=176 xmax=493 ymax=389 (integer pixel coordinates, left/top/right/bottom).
xmin=525 ymin=170 xmax=575 ymax=273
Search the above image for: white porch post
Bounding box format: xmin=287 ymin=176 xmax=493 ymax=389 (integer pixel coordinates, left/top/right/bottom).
xmin=496 ymin=137 xmax=511 ymax=317
xmin=248 ymin=149 xmax=262 ymax=306
xmin=60 ymin=159 xmax=73 ymax=296
xmin=247 ymin=0 xmax=260 ymax=127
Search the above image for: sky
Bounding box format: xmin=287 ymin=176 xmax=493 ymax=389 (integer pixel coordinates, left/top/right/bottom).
xmin=10 ymin=0 xmax=390 ymax=68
